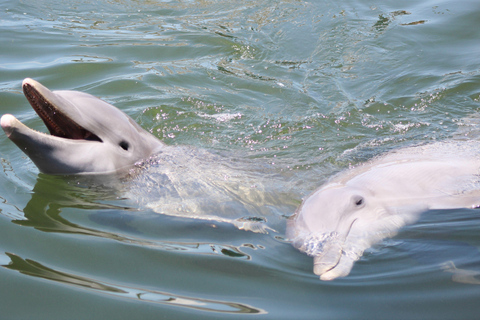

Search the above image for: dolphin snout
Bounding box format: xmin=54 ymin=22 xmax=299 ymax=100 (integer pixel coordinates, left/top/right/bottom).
xmin=1 ymin=114 xmax=17 ymax=137
xmin=289 ymin=231 xmax=346 ymax=279
xmin=313 ymin=240 xmax=343 ymax=276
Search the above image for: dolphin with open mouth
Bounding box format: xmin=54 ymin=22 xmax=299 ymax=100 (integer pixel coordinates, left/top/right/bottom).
xmin=0 ymin=78 xmax=300 ymax=234
xmin=1 ymin=78 xmax=164 ymax=175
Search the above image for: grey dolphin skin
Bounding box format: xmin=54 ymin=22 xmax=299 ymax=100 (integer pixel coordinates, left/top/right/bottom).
xmin=287 ymin=141 xmax=480 ymax=280
xmin=1 ymin=78 xmax=164 ymax=175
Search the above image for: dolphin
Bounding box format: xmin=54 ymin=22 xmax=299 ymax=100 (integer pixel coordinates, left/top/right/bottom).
xmin=287 ymin=141 xmax=480 ymax=280
xmin=1 ymin=79 xmax=300 ymax=234
xmin=1 ymin=78 xmax=164 ymax=175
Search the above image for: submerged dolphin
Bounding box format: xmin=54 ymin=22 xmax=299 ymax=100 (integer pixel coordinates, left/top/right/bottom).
xmin=1 ymin=78 xmax=163 ymax=174
xmin=287 ymin=141 xmax=480 ymax=280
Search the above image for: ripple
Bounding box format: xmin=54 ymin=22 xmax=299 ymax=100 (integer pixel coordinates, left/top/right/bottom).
xmin=0 ymin=55 xmax=114 ymax=70
xmin=2 ymin=252 xmax=264 ymax=314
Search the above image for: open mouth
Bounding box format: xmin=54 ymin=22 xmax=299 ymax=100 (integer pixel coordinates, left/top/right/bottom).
xmin=23 ymin=82 xmax=102 ymax=142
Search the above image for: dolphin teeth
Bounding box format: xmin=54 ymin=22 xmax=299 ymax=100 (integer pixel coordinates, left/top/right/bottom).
xmin=23 ymin=83 xmax=65 ymax=137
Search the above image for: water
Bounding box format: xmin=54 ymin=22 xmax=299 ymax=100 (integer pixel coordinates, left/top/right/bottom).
xmin=1 ymin=0 xmax=480 ymax=318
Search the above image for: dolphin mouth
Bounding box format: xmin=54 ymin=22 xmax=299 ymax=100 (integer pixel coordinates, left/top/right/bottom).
xmin=22 ymin=81 xmax=102 ymax=142
xmin=289 ymin=217 xmax=359 ymax=277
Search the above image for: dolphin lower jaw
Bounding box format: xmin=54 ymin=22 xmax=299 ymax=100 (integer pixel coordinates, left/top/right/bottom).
xmin=0 ymin=114 xmax=122 ymax=175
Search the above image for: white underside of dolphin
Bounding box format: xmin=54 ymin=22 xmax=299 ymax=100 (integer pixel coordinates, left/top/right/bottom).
xmin=1 ymin=78 xmax=164 ymax=175
xmin=287 ymin=140 xmax=480 ymax=280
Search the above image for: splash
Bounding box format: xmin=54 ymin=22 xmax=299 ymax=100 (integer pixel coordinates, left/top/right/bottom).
xmin=291 ymin=231 xmax=341 ymax=257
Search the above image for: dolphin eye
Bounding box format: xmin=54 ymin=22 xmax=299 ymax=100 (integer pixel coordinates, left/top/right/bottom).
xmin=119 ymin=141 xmax=129 ymax=151
xmin=353 ymin=196 xmax=364 ymax=207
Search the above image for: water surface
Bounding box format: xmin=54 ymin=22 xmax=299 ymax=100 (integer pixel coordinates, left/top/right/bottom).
xmin=1 ymin=0 xmax=480 ymax=318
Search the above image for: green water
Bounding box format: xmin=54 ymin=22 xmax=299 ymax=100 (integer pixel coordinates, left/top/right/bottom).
xmin=1 ymin=0 xmax=480 ymax=318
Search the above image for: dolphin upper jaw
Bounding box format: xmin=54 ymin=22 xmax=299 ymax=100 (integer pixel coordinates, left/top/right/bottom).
xmin=21 ymin=79 xmax=101 ymax=141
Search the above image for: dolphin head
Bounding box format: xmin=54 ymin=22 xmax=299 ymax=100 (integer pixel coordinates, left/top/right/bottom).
xmin=287 ymin=184 xmax=379 ymax=277
xmin=289 ymin=185 xmax=373 ymax=240
xmin=288 ymin=182 xmax=426 ymax=280
xmin=1 ymin=78 xmax=164 ymax=175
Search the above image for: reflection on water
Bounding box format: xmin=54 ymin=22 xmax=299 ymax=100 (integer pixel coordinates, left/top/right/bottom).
xmin=1 ymin=173 xmax=271 ymax=314
xmin=13 ymin=175 xmax=253 ymax=259
xmin=13 ymin=175 xmax=133 ymax=236
xmin=2 ymin=252 xmax=264 ymax=314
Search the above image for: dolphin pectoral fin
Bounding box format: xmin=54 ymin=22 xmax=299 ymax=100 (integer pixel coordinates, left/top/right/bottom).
xmin=441 ymin=261 xmax=480 ymax=285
